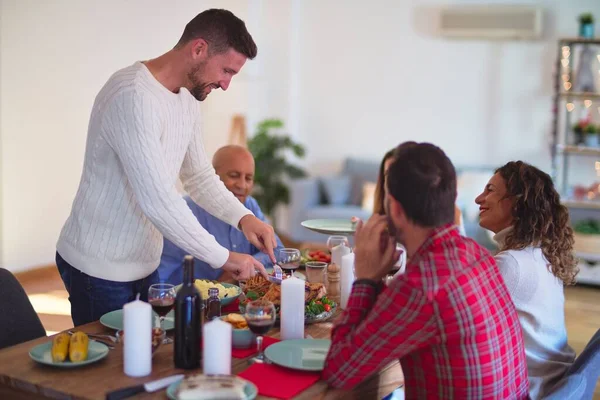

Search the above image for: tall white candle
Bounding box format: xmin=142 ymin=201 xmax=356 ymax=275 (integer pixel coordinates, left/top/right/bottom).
xmin=123 ymin=297 xmax=152 ymax=377
xmin=280 ymin=276 xmax=305 ymax=340
xmin=203 ymin=319 xmax=232 ymax=375
xmin=340 ymin=253 xmax=356 ymax=309
xmin=332 ymin=243 xmax=351 ymax=267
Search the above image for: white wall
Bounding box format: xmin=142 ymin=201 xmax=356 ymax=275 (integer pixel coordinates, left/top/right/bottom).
xmin=293 ymin=0 xmax=600 ymax=176
xmin=1 ymin=0 xmax=599 ymax=271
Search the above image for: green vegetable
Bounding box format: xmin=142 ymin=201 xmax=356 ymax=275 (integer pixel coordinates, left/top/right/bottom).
xmin=246 ymin=291 xmax=260 ymax=301
xmin=304 ymin=296 xmax=336 ymax=316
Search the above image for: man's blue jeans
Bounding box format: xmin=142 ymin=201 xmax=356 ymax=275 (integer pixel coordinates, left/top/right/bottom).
xmin=56 ymin=252 xmax=159 ymax=326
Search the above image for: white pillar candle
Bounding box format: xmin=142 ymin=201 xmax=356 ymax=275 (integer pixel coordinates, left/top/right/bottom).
xmin=203 ymin=319 xmax=232 ymax=375
xmin=340 ymin=253 xmax=356 ymax=309
xmin=123 ymin=297 xmax=152 ymax=377
xmin=280 ymin=276 xmax=305 ymax=340
xmin=332 ymin=243 xmax=351 ymax=267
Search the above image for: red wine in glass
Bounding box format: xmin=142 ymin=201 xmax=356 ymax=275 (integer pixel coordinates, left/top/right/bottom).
xmin=247 ymin=318 xmax=275 ymax=335
xmin=150 ymin=299 xmax=174 ymax=317
xmin=278 ymin=248 xmax=301 ymax=277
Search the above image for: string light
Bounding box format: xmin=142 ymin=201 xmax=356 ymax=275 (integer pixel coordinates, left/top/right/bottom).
xmin=561 ymin=59 xmax=570 ymax=67
xmin=564 ymin=82 xmax=572 ymax=90
xmin=566 ymin=103 xmax=575 ymax=112
xmin=585 ymin=99 xmax=593 ymax=108
xmin=562 ymin=74 xmax=570 ymax=82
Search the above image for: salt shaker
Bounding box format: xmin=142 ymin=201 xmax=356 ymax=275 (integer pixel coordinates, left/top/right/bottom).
xmin=327 ymin=263 xmax=341 ymax=305
xmin=206 ymin=288 xmax=221 ymax=321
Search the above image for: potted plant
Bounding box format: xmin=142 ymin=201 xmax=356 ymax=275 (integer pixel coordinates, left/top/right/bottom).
xmin=584 ymin=123 xmax=599 ymax=147
xmin=579 ymin=13 xmax=595 ymax=39
xmin=573 ymin=120 xmax=587 ymax=145
xmin=247 ymin=119 xmax=306 ymax=227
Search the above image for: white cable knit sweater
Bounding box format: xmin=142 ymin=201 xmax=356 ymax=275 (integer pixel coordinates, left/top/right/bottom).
xmin=57 ymin=62 xmax=252 ymax=282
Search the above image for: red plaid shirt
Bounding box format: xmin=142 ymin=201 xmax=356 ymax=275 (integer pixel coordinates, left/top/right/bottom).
xmin=323 ymin=225 xmax=529 ymax=399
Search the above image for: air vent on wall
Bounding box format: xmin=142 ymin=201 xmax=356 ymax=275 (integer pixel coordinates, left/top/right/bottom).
xmin=438 ymin=6 xmax=543 ymax=40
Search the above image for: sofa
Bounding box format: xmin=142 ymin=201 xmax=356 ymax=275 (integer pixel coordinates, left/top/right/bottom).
xmin=276 ymin=157 xmax=498 ymax=250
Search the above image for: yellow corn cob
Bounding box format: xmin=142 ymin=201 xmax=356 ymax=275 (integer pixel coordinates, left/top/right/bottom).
xmin=51 ymin=333 xmax=70 ymax=362
xmin=69 ymin=332 xmax=89 ymax=362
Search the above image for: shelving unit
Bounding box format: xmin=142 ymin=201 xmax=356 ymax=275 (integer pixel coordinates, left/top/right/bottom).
xmin=550 ymin=37 xmax=600 ymax=285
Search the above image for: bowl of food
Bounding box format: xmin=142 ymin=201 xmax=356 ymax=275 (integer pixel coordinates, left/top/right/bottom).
xmin=221 ymin=313 xmax=256 ymax=349
xmin=300 ymin=249 xmax=331 ymax=265
xmin=116 ymin=327 xmax=166 ymax=356
xmin=175 ymin=279 xmax=241 ymax=307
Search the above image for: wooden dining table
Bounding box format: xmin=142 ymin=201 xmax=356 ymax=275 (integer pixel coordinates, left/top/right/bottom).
xmin=0 ymin=313 xmax=404 ymax=400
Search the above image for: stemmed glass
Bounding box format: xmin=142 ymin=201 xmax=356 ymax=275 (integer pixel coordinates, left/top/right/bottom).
xmin=148 ymin=283 xmax=176 ymax=344
xmin=243 ymin=300 xmax=276 ymax=364
xmin=277 ymin=248 xmax=301 ymax=277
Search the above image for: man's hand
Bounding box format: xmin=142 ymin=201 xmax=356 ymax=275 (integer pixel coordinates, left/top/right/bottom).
xmin=222 ymin=251 xmax=269 ymax=281
xmin=239 ymin=215 xmax=277 ymax=263
xmin=353 ymin=214 xmax=401 ymax=281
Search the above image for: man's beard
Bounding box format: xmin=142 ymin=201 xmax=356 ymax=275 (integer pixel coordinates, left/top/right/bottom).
xmin=385 ymin=198 xmax=403 ymax=245
xmin=187 ymin=62 xmax=211 ymax=101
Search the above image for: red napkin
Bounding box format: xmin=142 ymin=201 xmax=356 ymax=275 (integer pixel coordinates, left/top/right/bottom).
xmin=238 ymin=363 xmax=321 ymax=399
xmin=232 ymin=336 xmax=280 ymax=358
xmin=222 ymin=298 xmax=241 ymax=313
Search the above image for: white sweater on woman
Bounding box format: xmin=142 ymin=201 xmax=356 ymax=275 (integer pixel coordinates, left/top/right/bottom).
xmin=494 ymin=228 xmax=575 ymax=399
xmin=57 ymin=62 xmax=252 ymax=282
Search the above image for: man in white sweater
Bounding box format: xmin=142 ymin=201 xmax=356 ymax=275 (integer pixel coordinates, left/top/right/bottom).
xmin=56 ymin=9 xmax=277 ymax=326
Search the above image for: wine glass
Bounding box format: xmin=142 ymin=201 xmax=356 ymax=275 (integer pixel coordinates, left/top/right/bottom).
xmin=148 ymin=283 xmax=176 ymax=344
xmin=243 ymin=300 xmax=276 ymax=364
xmin=277 ymin=248 xmax=301 ymax=277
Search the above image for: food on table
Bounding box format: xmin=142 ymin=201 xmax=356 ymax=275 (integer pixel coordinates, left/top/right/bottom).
xmin=300 ymin=249 xmax=331 ymax=265
xmin=305 ymin=297 xmax=335 ymax=315
xmin=51 ymin=333 xmax=70 ymax=362
xmin=176 ymin=374 xmax=247 ymax=400
xmin=68 ymin=331 xmax=89 ymax=362
xmin=241 ymin=275 xmax=334 ymax=318
xmin=223 ymin=313 xmax=248 ymax=329
xmin=193 ymin=279 xmax=238 ymax=299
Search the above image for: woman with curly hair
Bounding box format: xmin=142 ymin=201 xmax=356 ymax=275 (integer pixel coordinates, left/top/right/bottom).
xmin=475 ymin=161 xmax=578 ymax=399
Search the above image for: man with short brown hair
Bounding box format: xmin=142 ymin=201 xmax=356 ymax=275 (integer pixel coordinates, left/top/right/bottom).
xmin=323 ymin=142 xmax=529 ymax=399
xmin=56 ymin=9 xmax=275 ymax=326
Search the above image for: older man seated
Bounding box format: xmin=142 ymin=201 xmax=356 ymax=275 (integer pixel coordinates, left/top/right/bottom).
xmin=322 ymin=142 xmax=529 ymax=399
xmin=158 ymin=145 xmax=284 ymax=285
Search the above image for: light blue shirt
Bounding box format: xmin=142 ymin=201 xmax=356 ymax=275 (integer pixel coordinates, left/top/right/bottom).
xmin=157 ymin=195 xmax=284 ymax=285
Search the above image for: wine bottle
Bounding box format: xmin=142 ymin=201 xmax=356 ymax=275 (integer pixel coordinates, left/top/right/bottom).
xmin=174 ymin=255 xmax=202 ymax=369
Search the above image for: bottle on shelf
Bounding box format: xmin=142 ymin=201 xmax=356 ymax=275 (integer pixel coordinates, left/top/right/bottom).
xmin=174 ymin=255 xmax=202 ymax=369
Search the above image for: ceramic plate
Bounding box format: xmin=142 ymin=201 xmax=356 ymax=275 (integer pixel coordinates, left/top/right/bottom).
xmin=100 ymin=309 xmax=175 ymax=331
xmin=174 ymin=280 xmax=241 ymax=307
xmin=29 ymin=340 xmax=109 ymax=368
xmin=265 ymin=339 xmax=331 ymax=371
xmin=301 ymin=219 xmax=356 ymax=235
xmin=166 ymin=377 xmax=258 ymax=400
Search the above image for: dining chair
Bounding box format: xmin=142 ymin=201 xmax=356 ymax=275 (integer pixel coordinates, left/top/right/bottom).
xmin=544 ymin=328 xmax=600 ymax=400
xmin=0 ymin=268 xmax=46 ymax=349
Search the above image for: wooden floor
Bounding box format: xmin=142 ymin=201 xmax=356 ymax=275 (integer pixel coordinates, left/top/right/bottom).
xmin=15 ymin=266 xmax=600 ymax=398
